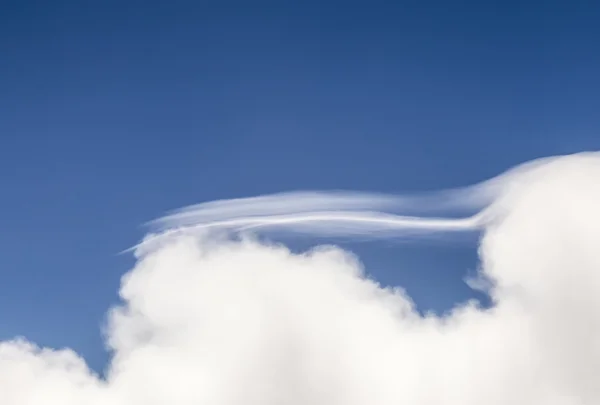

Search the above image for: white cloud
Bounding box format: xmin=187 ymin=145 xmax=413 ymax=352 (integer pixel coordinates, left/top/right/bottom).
xmin=2 ymin=152 xmax=600 ymax=404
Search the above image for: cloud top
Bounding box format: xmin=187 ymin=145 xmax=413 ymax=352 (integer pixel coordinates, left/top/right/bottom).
xmin=2 ymin=151 xmax=600 ymax=404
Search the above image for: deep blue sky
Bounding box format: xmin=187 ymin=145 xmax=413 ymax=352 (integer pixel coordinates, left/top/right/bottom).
xmin=1 ymin=1 xmax=599 ymax=372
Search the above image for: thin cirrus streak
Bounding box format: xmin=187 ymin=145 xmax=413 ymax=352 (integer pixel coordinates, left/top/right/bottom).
xmin=129 ymin=152 xmax=579 ymax=255
xmin=129 ymin=181 xmax=504 ymax=255
xmin=134 ymin=152 xmax=574 ymax=253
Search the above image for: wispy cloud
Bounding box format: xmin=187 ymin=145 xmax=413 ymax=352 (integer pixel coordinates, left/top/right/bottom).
xmin=136 ymin=186 xmax=494 ymax=253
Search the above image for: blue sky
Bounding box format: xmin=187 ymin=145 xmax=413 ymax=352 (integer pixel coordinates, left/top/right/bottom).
xmin=1 ymin=0 xmax=599 ymax=372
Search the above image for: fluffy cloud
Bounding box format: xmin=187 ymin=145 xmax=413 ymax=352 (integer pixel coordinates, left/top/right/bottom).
xmin=2 ymin=152 xmax=600 ymax=404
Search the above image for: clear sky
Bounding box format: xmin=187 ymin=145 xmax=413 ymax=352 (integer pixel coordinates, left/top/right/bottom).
xmin=1 ymin=0 xmax=599 ymax=373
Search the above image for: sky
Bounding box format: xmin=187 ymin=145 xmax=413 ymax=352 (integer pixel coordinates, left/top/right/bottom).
xmin=1 ymin=0 xmax=600 ymax=399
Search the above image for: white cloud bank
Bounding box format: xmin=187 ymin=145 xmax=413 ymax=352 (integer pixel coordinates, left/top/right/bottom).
xmin=3 ymin=151 xmax=600 ymax=404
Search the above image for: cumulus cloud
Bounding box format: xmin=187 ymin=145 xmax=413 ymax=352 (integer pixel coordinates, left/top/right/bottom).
xmin=2 ymin=151 xmax=600 ymax=404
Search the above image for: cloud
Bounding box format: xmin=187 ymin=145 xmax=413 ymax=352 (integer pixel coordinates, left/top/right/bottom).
xmin=134 ymin=185 xmax=492 ymax=254
xmin=2 ymin=151 xmax=600 ymax=404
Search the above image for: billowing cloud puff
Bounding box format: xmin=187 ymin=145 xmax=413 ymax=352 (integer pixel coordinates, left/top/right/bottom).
xmin=2 ymin=152 xmax=600 ymax=404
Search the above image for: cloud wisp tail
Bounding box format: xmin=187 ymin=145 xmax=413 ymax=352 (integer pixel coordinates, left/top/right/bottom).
xmin=130 ymin=186 xmax=498 ymax=255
